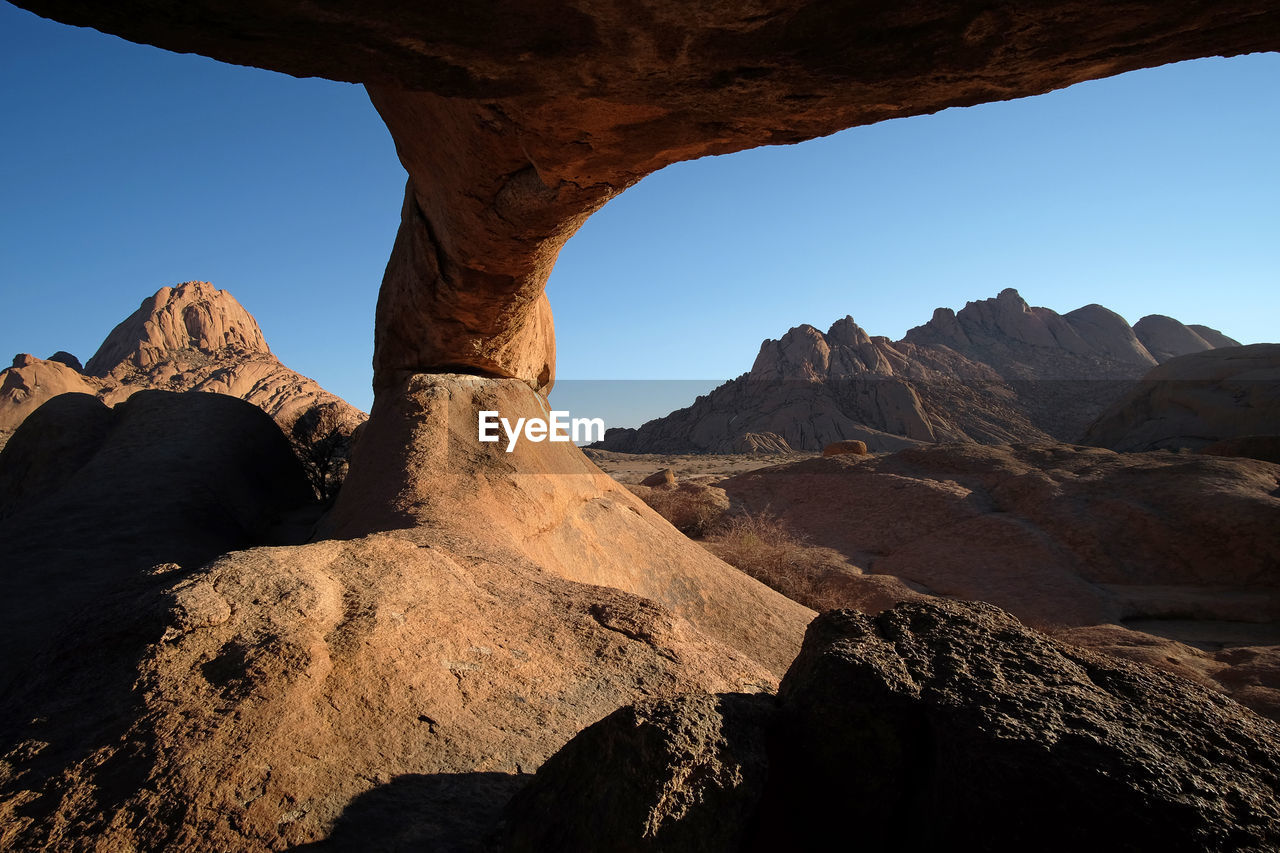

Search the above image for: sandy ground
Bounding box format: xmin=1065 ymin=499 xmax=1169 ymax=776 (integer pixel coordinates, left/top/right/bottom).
xmin=583 ymin=448 xmax=819 ymax=484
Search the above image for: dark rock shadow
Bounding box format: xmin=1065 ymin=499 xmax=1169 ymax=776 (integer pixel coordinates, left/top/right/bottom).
xmin=0 ymin=390 xmax=316 ymax=847
xmin=292 ymin=772 xmax=532 ymax=853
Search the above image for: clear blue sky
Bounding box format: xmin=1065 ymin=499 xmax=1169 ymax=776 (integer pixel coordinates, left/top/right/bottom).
xmin=2 ymin=2 xmax=1277 ymax=424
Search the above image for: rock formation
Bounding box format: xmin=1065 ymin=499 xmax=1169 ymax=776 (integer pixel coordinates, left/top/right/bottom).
xmin=1134 ymin=314 xmax=1238 ymax=363
xmin=506 ymin=601 xmax=1280 ymax=852
xmin=504 ymin=692 xmax=773 ymax=853
xmin=596 ymin=290 xmax=1239 ymax=453
xmin=0 ymin=376 xmax=810 ymax=851
xmin=1082 ymin=343 xmax=1280 ymax=453
xmin=85 ymin=281 xmax=269 ymax=376
xmin=640 ymin=467 xmax=677 ymax=487
xmin=13 ymin=1 xmax=1279 ymax=398
xmin=0 ymin=282 xmax=365 ymax=494
xmin=1200 ymin=435 xmax=1280 ymax=465
xmin=0 ymin=533 xmax=779 ymax=851
xmin=321 ymin=373 xmax=812 ymax=677
xmin=822 ymin=439 xmax=867 ymax=456
xmin=0 ymin=390 xmax=315 ymax=696
xmin=904 ymin=288 xmax=1156 ymax=376
xmin=46 ymin=351 xmax=83 ymax=371
xmin=5 ymin=3 xmax=1280 ymax=849
xmin=0 ymin=353 xmax=100 ymax=450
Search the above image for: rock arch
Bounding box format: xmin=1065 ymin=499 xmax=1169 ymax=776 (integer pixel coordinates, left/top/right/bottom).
xmin=16 ymin=1 xmax=1280 ymax=395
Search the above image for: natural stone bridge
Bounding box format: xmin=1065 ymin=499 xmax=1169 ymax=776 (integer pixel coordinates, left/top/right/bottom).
xmin=6 ymin=9 xmax=1280 ymax=848
xmin=19 ymin=1 xmax=1280 ymax=392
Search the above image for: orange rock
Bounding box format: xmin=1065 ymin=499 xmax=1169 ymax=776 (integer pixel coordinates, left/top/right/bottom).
xmin=323 ymin=372 xmax=812 ymax=679
xmin=822 ymin=440 xmax=868 ymax=457
xmin=640 ymin=467 xmax=676 ymax=487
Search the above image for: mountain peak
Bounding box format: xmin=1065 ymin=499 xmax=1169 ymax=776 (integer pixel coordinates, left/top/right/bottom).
xmin=827 ymin=315 xmax=872 ymax=346
xmin=85 ymin=282 xmax=270 ymax=377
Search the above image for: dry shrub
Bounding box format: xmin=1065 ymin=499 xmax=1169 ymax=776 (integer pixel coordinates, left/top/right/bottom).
xmin=629 ymin=486 xmax=864 ymax=612
xmin=703 ymin=512 xmax=840 ymax=610
xmin=627 ymin=482 xmax=728 ymax=537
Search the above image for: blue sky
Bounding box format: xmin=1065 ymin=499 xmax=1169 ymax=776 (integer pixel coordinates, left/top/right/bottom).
xmin=2 ymin=2 xmax=1277 ymax=424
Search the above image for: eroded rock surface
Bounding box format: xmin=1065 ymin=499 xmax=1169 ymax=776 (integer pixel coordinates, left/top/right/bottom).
xmin=504 ymin=692 xmax=773 ymax=853
xmin=0 ymin=535 xmax=777 ymax=852
xmin=767 ymin=602 xmax=1280 ymax=852
xmin=85 ymin=281 xmax=269 ymax=375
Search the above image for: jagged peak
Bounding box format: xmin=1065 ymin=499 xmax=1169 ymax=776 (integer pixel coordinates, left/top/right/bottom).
xmin=826 ymin=315 xmax=871 ymax=346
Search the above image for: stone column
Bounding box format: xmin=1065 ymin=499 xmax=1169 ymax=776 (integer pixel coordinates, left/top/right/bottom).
xmin=367 ymin=89 xmax=624 ymax=394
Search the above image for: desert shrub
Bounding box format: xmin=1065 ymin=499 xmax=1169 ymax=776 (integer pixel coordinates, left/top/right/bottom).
xmin=703 ymin=512 xmax=842 ymax=610
xmin=627 ymin=482 xmax=728 ymax=538
xmin=288 ymin=402 xmax=356 ymax=501
xmin=629 ymin=486 xmax=853 ymax=611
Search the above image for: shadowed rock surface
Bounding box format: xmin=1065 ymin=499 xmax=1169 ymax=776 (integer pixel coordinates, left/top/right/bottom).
xmin=0 ymin=377 xmax=811 ymax=851
xmin=1200 ymin=435 xmax=1280 ymax=465
xmin=1082 ymin=343 xmax=1280 ymax=453
xmin=0 ymin=534 xmax=778 ymax=852
xmin=505 ymin=601 xmax=1280 ymax=852
xmin=0 ymin=390 xmax=315 ymax=694
xmin=768 ymin=602 xmax=1280 ymax=852
xmin=504 ymin=693 xmax=773 ymax=853
xmin=597 ymin=290 xmax=1239 ymax=453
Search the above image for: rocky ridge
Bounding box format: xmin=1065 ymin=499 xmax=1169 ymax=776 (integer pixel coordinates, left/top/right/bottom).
xmin=597 ymin=288 xmax=1240 ymax=453
xmin=0 ymin=282 xmax=365 ymax=492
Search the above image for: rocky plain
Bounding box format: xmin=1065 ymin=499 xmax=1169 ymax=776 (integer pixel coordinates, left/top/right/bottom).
xmin=4 ymin=1 xmax=1280 ymax=851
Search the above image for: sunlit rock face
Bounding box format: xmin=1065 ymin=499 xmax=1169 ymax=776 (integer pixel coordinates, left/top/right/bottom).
xmin=14 ymin=0 xmax=1280 ymax=391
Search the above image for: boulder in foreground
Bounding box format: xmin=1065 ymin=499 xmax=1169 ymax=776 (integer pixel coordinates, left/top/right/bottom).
xmin=507 ymin=600 xmax=1280 ymax=852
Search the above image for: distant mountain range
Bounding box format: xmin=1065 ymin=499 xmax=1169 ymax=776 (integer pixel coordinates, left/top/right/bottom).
xmin=595 ymin=288 xmax=1241 ymax=453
